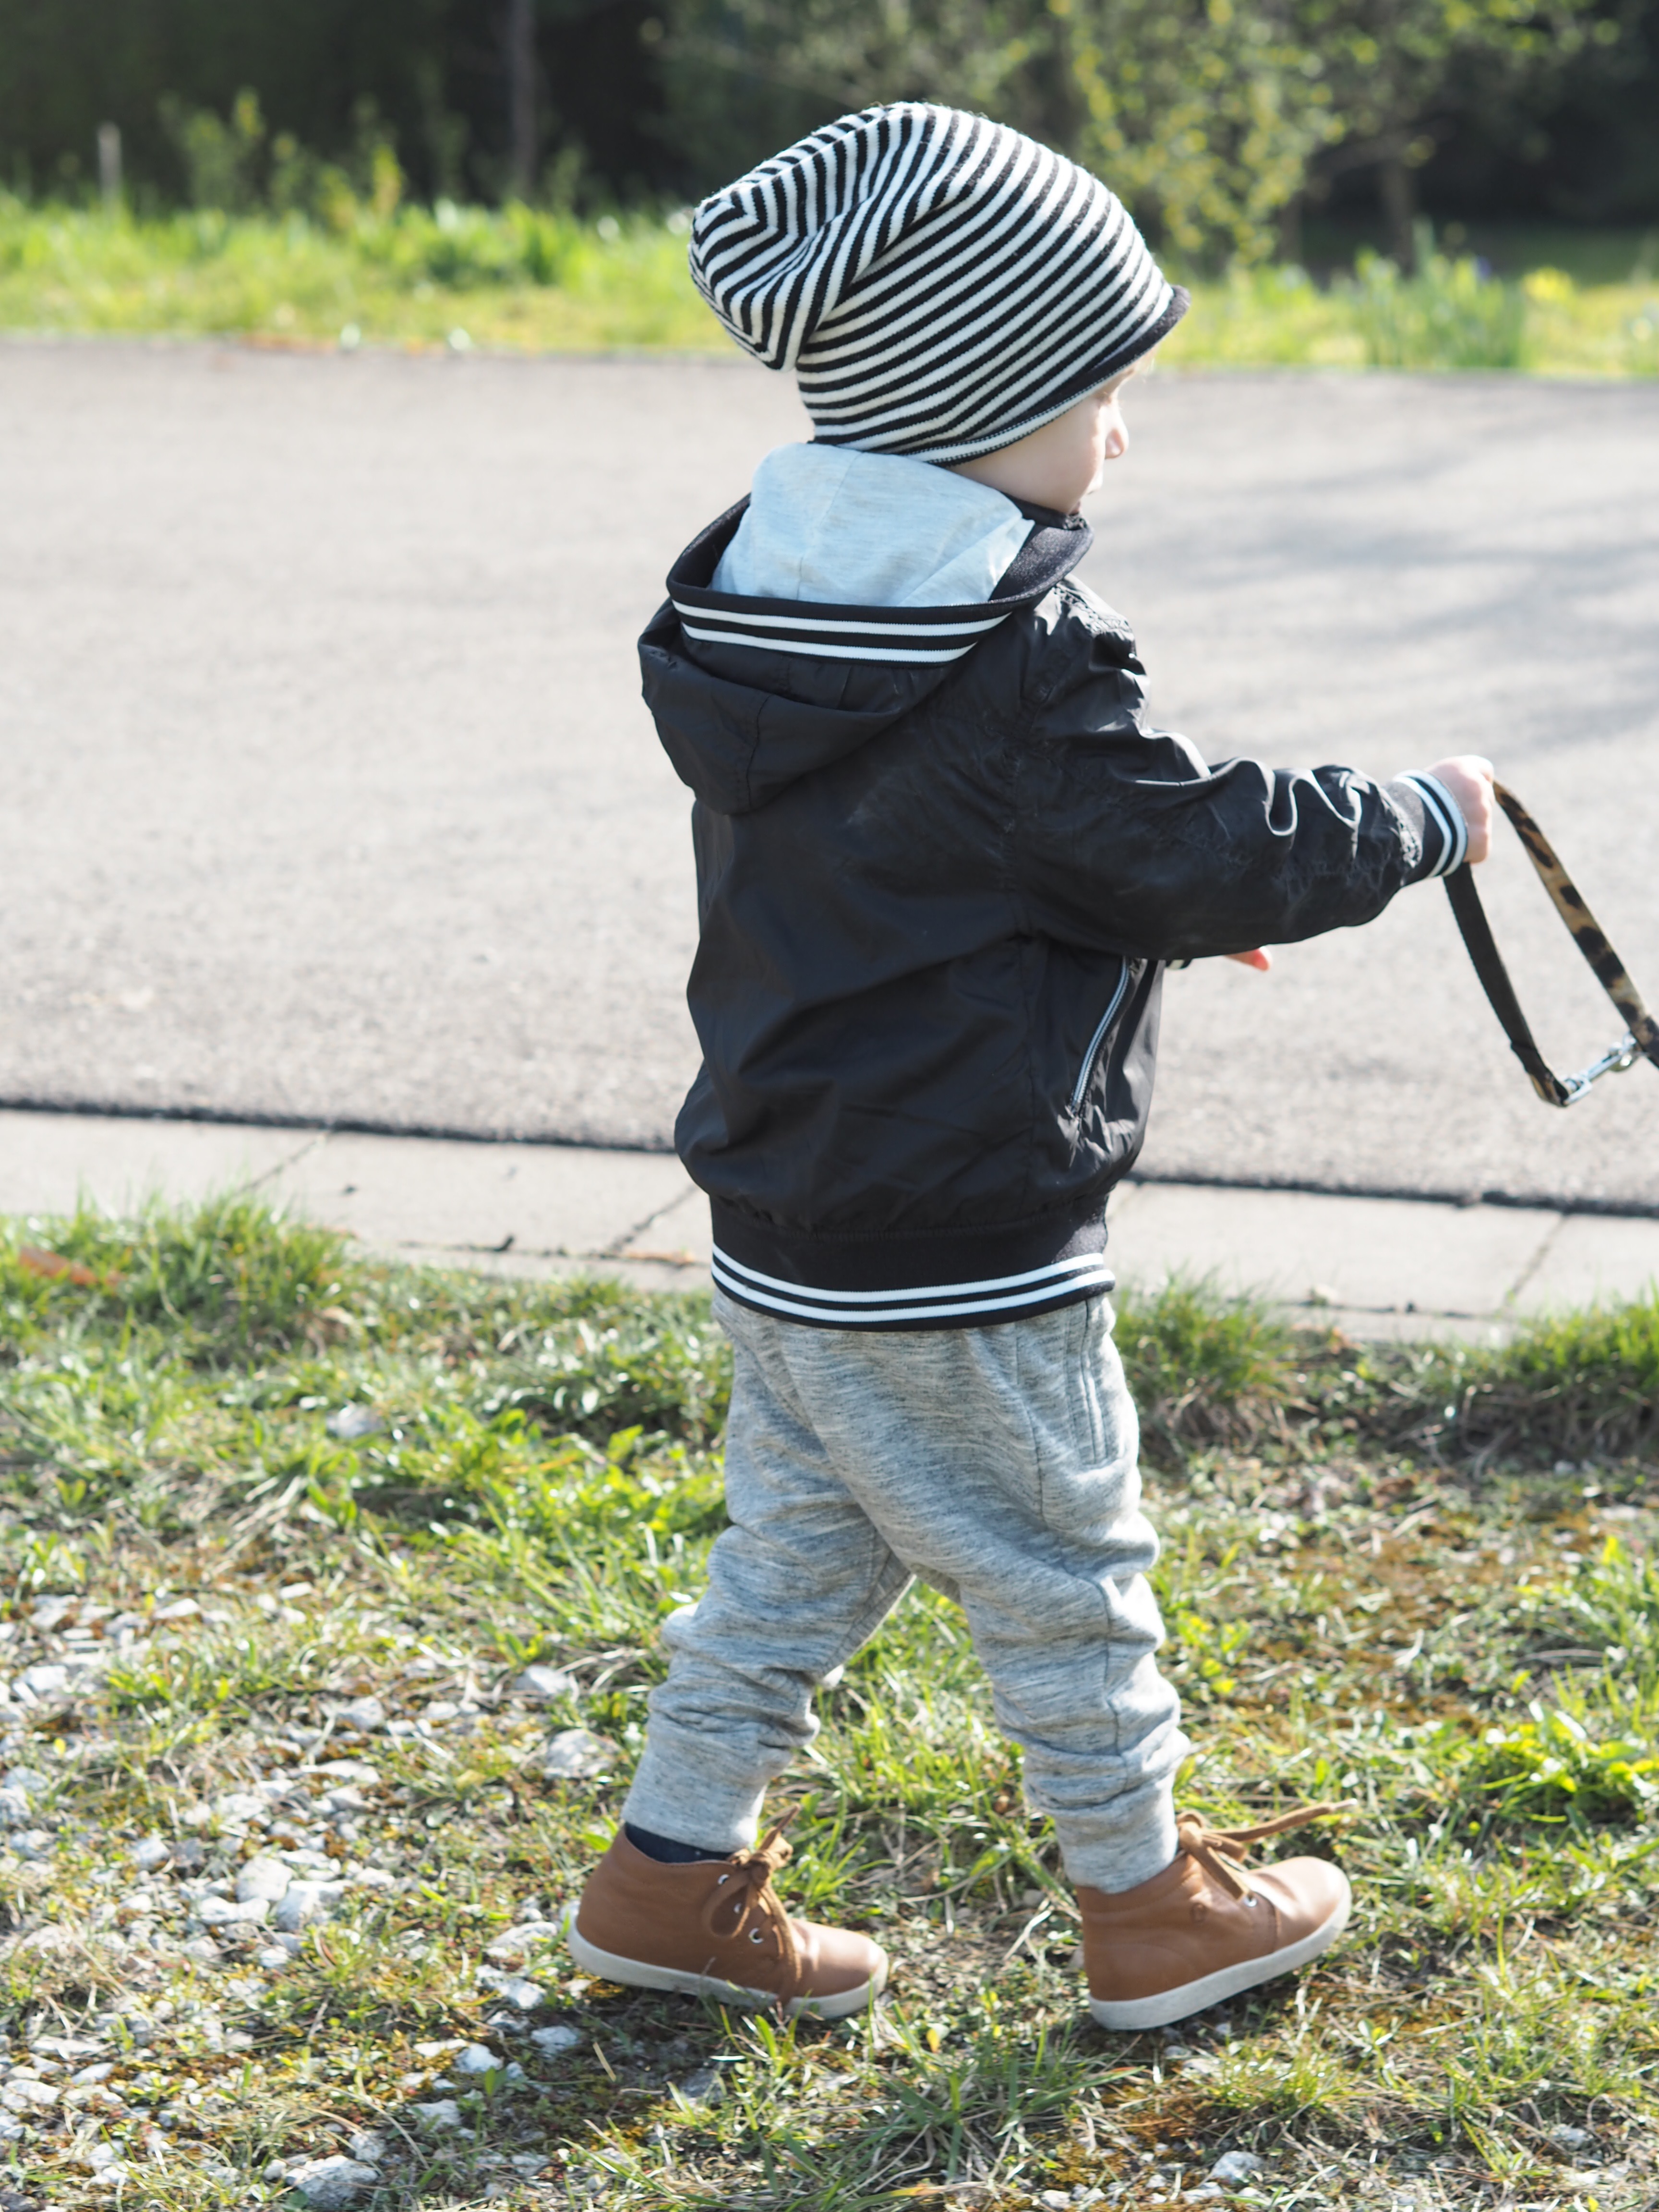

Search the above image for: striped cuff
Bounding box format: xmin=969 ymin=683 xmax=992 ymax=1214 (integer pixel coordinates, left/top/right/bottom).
xmin=1395 ymin=770 xmax=1469 ymax=877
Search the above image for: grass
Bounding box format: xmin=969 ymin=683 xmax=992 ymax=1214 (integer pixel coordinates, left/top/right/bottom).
xmin=2 ymin=1197 xmax=1659 ymax=2208
xmin=2 ymin=197 xmax=1658 ymax=378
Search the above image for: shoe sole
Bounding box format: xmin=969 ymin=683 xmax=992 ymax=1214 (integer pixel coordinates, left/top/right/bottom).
xmin=567 ymin=1921 xmax=889 ymax=2020
xmin=1087 ymin=1888 xmax=1352 ymax=2032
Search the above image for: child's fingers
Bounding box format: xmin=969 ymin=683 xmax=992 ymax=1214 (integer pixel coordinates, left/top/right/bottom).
xmin=1224 ymin=948 xmax=1273 ymax=971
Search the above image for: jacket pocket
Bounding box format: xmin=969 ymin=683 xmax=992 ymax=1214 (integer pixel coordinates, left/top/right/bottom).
xmin=1067 ymin=960 xmax=1131 ymax=1117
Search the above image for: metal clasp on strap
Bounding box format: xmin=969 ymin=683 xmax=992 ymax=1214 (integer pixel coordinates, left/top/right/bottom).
xmin=1561 ymin=1031 xmax=1643 ymax=1106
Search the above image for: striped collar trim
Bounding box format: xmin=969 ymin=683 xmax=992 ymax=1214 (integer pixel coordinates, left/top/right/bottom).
xmin=665 ymin=495 xmax=1093 ymax=669
xmin=671 ymin=593 xmax=1008 ymax=665
xmin=711 ymin=1242 xmax=1115 ymax=1329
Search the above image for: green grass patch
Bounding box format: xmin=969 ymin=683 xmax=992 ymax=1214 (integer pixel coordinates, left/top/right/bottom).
xmin=2 ymin=197 xmax=1658 ymax=377
xmin=1 ymin=1197 xmax=1658 ymax=2206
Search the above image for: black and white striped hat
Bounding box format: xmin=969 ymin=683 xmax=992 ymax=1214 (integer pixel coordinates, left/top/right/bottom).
xmin=689 ymin=103 xmax=1187 ymax=465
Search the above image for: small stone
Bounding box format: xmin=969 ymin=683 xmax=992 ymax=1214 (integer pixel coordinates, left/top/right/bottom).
xmin=325 ymin=1405 xmax=384 ymax=1442
xmin=514 ymin=1665 xmax=576 ymax=1701
xmin=530 ymin=2023 xmax=581 ymax=2058
xmin=1 ymin=2078 xmax=60 ymax=2112
xmin=198 ymin=1895 xmax=269 ymax=1927
xmin=412 ymin=2097 xmax=465 ymax=2131
xmin=541 ymin=1728 xmax=615 ymax=1779
xmin=17 ymin=1663 xmax=69 ymax=1698
xmin=131 ymin=1836 xmax=170 ymax=1872
xmin=286 ymin=2152 xmax=379 ymax=2208
xmin=337 ymin=1698 xmax=386 ymax=1734
xmin=13 ymin=1920 xmax=76 ymax=1955
xmin=478 ymin=1965 xmax=544 ymax=2010
xmin=485 ymin=1919 xmax=562 ymax=1961
xmin=237 ymin=1855 xmax=291 ymax=1903
xmin=453 ymin=2043 xmax=501 ymax=2076
xmin=152 ymin=1598 xmax=201 ymax=1623
xmin=2 ymin=1766 xmax=48 ymax=1798
xmin=675 ymin=2064 xmax=724 ymax=2105
xmin=346 ymin=2129 xmax=386 ymax=2165
xmin=1209 ymin=2150 xmax=1264 ymax=2186
xmin=214 ymin=1790 xmax=268 ymax=1827
xmin=273 ymin=1881 xmax=340 ymax=1933
xmin=0 ymin=1791 xmax=31 ymax=1829
xmin=256 ymin=1945 xmax=292 ymax=1970
xmin=183 ymin=1935 xmax=223 ymax=1963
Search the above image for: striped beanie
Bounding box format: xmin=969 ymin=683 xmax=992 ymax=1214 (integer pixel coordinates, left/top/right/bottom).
xmin=689 ymin=103 xmax=1187 ymax=466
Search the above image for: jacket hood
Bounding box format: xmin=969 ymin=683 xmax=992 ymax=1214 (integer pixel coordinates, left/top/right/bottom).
xmin=641 ymin=497 xmax=1094 ymax=816
xmin=712 ymin=445 xmax=1032 ymax=608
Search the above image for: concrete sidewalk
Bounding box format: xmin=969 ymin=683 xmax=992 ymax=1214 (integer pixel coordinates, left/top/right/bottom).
xmin=4 ymin=1106 xmax=1657 ymax=1341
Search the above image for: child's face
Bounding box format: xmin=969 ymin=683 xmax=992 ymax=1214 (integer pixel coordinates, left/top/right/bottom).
xmin=950 ymin=366 xmax=1139 ymax=514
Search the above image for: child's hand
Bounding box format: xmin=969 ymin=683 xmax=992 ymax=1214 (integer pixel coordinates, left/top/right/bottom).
xmin=1226 ymin=949 xmax=1273 ymax=971
xmin=1426 ymin=754 xmax=1495 ymax=865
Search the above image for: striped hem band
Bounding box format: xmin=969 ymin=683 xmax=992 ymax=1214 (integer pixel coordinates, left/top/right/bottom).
xmin=711 ymin=1243 xmax=1116 ymax=1330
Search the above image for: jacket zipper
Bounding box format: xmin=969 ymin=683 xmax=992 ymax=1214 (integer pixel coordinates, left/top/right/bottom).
xmin=1068 ymin=963 xmax=1131 ymax=1117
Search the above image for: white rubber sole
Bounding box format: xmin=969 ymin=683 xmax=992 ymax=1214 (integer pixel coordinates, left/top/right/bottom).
xmin=567 ymin=1921 xmax=888 ymax=2020
xmin=1087 ymin=1890 xmax=1352 ymax=2032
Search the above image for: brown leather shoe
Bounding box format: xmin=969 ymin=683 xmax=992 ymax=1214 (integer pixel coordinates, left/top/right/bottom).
xmin=1080 ymin=1803 xmax=1352 ymax=2031
xmin=569 ymin=1823 xmax=888 ymax=2020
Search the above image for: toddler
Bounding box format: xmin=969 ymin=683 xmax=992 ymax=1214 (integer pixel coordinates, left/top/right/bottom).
xmin=571 ymin=102 xmax=1493 ymax=2031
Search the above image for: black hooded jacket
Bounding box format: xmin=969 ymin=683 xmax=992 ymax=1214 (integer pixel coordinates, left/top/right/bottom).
xmin=641 ymin=498 xmax=1461 ymax=1329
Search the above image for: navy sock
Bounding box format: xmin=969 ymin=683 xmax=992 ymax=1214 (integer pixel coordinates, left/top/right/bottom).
xmin=624 ymin=1821 xmax=727 ymax=1865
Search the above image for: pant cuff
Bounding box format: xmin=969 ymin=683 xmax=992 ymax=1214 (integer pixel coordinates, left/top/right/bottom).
xmin=1052 ymin=1781 xmax=1178 ymax=1894
xmin=620 ymin=1721 xmax=776 ymax=1856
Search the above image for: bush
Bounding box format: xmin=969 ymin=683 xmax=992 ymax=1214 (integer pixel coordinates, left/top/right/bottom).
xmin=1344 ymin=224 xmax=1527 ymax=368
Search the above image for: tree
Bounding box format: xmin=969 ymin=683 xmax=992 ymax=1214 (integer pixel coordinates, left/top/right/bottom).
xmin=1290 ymin=0 xmax=1627 ymax=261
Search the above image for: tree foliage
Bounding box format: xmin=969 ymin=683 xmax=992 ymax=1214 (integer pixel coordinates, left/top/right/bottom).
xmin=657 ymin=0 xmax=1628 ymax=263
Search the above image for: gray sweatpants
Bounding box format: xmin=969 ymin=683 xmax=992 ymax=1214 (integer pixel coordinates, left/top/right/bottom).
xmin=623 ymin=1290 xmax=1187 ymax=1892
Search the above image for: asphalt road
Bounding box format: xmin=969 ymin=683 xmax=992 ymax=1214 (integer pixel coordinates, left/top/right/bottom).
xmin=4 ymin=339 xmax=1658 ymax=1208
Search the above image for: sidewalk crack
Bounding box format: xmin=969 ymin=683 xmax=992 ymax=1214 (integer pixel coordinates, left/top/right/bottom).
xmin=1499 ymin=1211 xmax=1569 ymax=1313
xmin=596 ymin=1185 xmax=698 ymax=1262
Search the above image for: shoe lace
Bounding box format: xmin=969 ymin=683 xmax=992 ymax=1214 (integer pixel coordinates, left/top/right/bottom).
xmin=699 ymin=1815 xmax=801 ymax=1984
xmin=1175 ymin=1800 xmax=1355 ymax=1903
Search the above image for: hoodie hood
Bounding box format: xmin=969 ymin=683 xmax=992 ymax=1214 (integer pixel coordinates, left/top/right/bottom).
xmin=712 ymin=445 xmax=1031 ymax=608
xmin=641 ymin=488 xmax=1093 ymax=816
